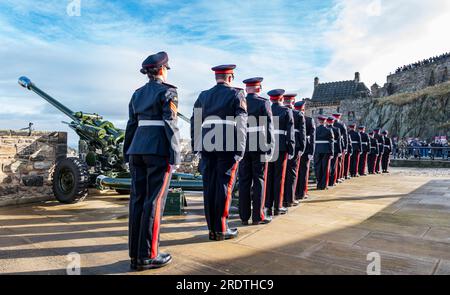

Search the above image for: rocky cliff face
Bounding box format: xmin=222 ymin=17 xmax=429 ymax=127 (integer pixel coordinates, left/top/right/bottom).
xmin=340 ymin=82 xmax=450 ymax=140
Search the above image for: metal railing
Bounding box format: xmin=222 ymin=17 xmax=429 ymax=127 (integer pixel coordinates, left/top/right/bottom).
xmin=393 ymin=146 xmax=450 ymax=161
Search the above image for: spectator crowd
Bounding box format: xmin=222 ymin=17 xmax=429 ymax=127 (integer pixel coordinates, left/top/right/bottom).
xmin=394 ymin=52 xmax=450 ymax=74
xmin=394 ymin=137 xmax=449 ymax=160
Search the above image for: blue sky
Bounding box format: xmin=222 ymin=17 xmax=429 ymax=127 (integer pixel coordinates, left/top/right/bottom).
xmin=0 ymin=0 xmax=449 ymax=146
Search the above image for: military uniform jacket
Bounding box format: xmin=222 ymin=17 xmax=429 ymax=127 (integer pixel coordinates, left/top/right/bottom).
xmin=375 ymin=134 xmax=385 ymax=154
xmin=383 ymin=136 xmax=393 ymax=153
xmin=244 ymin=93 xmax=274 ymax=154
xmin=349 ymin=130 xmax=363 ymax=153
xmin=369 ymin=137 xmax=379 ymax=155
xmin=315 ymin=124 xmax=334 ymax=155
xmin=360 ymin=132 xmax=370 ymax=153
xmin=347 ymin=133 xmax=353 ymax=155
xmin=124 ymin=79 xmax=181 ymax=165
xmin=190 ymin=83 xmax=248 ymax=158
xmin=271 ymin=103 xmax=295 ymax=155
xmin=292 ymin=109 xmax=306 ymax=154
xmin=304 ymin=116 xmax=316 ymax=156
xmin=334 ymin=121 xmax=348 ymax=152
xmin=329 ymin=125 xmax=342 ymax=156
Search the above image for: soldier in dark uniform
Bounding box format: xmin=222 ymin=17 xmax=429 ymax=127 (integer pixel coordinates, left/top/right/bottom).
xmin=282 ymin=94 xmax=306 ymax=207
xmin=326 ymin=116 xmax=342 ymax=187
xmin=348 ymin=124 xmax=362 ymax=177
xmin=238 ymin=77 xmax=274 ymax=225
xmin=332 ymin=113 xmax=347 ymax=183
xmin=294 ymin=101 xmax=315 ymax=200
xmin=124 ymin=51 xmax=181 ymax=271
xmin=358 ymin=126 xmax=370 ymax=176
xmin=381 ymin=130 xmax=393 ymax=173
xmin=265 ymin=89 xmax=295 ymax=216
xmin=367 ymin=131 xmax=379 ymax=174
xmin=373 ymin=128 xmax=385 ymax=174
xmin=314 ymin=115 xmax=334 ymax=190
xmin=344 ymin=132 xmax=353 ymax=179
xmin=190 ymin=64 xmax=248 ymax=241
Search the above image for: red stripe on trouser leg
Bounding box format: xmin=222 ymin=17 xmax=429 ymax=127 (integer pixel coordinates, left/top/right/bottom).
xmin=150 ymin=163 xmax=172 ymax=259
xmin=222 ymin=162 xmax=239 ymax=232
xmin=305 ymin=160 xmax=310 ymax=194
xmin=373 ymin=155 xmax=378 ymax=173
xmin=293 ymin=156 xmax=301 ymax=197
xmin=333 ymin=157 xmax=338 ymax=183
xmin=278 ymin=153 xmax=288 ymax=208
xmin=362 ymin=153 xmax=367 ymax=174
xmin=355 ymin=153 xmax=360 ymax=175
xmin=325 ymin=157 xmax=331 ymax=187
xmin=261 ymin=162 xmax=269 ymax=221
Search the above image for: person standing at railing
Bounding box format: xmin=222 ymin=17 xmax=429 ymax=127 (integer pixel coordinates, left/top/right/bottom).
xmin=398 ymin=138 xmax=407 ymax=159
xmin=381 ymin=130 xmax=393 ymax=173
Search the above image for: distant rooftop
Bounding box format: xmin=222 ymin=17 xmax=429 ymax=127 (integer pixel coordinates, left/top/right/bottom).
xmin=311 ymin=72 xmax=370 ymax=103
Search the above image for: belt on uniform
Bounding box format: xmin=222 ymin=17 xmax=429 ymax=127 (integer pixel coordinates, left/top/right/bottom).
xmin=274 ymin=130 xmax=287 ymax=135
xmin=202 ymin=119 xmax=236 ymax=127
xmin=138 ymin=120 xmax=165 ymax=127
xmin=362 ymin=143 xmax=368 ymax=145
xmin=384 ymin=145 xmax=390 ymax=147
xmin=307 ymin=136 xmax=311 ymax=139
xmin=351 ymin=141 xmax=359 ymax=144
xmin=247 ymin=126 xmax=265 ymax=133
xmin=316 ymin=140 xmax=330 ymax=144
xmin=294 ymin=129 xmax=301 ymax=133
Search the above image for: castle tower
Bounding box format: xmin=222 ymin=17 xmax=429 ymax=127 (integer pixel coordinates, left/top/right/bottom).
xmin=314 ymin=77 xmax=319 ymax=89
xmin=354 ymin=72 xmax=360 ymax=83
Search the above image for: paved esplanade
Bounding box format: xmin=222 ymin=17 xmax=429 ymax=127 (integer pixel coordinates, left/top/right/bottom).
xmin=1 ymin=168 xmax=449 ymax=275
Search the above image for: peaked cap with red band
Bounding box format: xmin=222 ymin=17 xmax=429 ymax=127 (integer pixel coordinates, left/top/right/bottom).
xmin=294 ymin=100 xmax=306 ymax=110
xmin=212 ymin=64 xmax=236 ymax=74
xmin=268 ymin=89 xmax=285 ymax=101
xmin=283 ymin=93 xmax=297 ymax=101
xmin=243 ymin=77 xmax=263 ymax=86
xmin=317 ymin=115 xmax=327 ymax=121
xmin=141 ymin=51 xmax=170 ymax=74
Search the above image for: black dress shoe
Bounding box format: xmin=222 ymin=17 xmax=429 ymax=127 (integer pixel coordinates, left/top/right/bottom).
xmin=292 ymin=200 xmax=300 ymax=206
xmin=209 ymin=231 xmax=217 ymax=240
xmin=136 ymin=253 xmax=172 ymax=271
xmin=274 ymin=207 xmax=288 ymax=215
xmin=130 ymin=258 xmax=137 ymax=270
xmin=283 ymin=202 xmax=293 ymax=208
xmin=215 ymin=228 xmax=238 ymax=241
xmin=241 ymin=220 xmax=249 ymax=225
xmin=264 ymin=208 xmax=273 ymax=217
xmin=252 ymin=216 xmax=272 ymax=225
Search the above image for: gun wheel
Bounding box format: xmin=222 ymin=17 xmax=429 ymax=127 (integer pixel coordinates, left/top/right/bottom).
xmin=52 ymin=157 xmax=89 ymax=204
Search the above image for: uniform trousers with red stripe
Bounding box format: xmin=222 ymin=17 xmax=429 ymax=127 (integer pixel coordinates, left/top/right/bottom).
xmin=201 ymin=152 xmax=238 ymax=234
xmin=129 ymin=154 xmax=172 ymax=260
xmin=358 ymin=151 xmax=368 ymax=175
xmin=337 ymin=153 xmax=345 ymax=180
xmin=238 ymin=152 xmax=268 ymax=223
xmin=367 ymin=152 xmax=377 ymax=173
xmin=284 ymin=152 xmax=300 ymax=206
xmin=343 ymin=152 xmax=351 ymax=178
xmin=295 ymin=153 xmax=311 ymax=199
xmin=350 ymin=151 xmax=361 ymax=177
xmin=375 ymin=148 xmax=383 ymax=173
xmin=329 ymin=153 xmax=339 ymax=186
xmin=314 ymin=152 xmax=332 ymax=190
xmin=265 ymin=152 xmax=288 ymax=211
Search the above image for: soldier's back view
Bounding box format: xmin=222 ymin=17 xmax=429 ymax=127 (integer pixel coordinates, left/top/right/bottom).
xmin=191 ymin=65 xmax=248 ymax=241
xmin=265 ymin=89 xmax=295 ymax=216
xmin=124 ymin=52 xmax=180 ymax=271
xmin=314 ymin=115 xmax=334 ymax=190
xmin=238 ymin=77 xmax=274 ymax=225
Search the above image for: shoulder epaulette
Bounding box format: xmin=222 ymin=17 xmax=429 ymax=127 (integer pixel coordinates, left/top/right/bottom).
xmin=161 ymin=82 xmax=178 ymax=89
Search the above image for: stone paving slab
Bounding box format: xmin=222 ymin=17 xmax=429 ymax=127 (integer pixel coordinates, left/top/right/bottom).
xmin=0 ymin=167 xmax=449 ymax=275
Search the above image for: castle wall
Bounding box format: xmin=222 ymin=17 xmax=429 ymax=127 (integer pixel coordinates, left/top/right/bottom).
xmin=0 ymin=131 xmax=67 ymax=206
xmin=382 ymin=57 xmax=450 ymax=95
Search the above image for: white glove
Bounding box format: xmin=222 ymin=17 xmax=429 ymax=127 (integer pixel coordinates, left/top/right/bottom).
xmin=171 ymin=164 xmax=180 ymax=172
xmin=194 ymin=152 xmax=202 ymax=161
xmin=234 ymin=155 xmax=243 ymax=162
xmin=338 ymin=153 xmax=342 ymax=157
xmin=308 ymin=154 xmax=314 ymax=161
xmin=330 ymin=156 xmax=334 ymax=160
xmin=288 ymin=153 xmax=295 ymax=160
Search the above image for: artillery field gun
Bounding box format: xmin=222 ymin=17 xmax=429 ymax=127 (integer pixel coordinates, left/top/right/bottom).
xmin=18 ymin=76 xmax=202 ymax=204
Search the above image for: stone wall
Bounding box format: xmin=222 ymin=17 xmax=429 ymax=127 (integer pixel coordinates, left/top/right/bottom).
xmin=304 ymin=82 xmax=450 ymax=141
xmin=374 ymin=56 xmax=450 ymax=97
xmin=0 ymin=131 xmax=67 ymax=206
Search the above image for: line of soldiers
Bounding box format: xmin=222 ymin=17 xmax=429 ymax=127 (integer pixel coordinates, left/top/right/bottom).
xmin=124 ymin=52 xmax=393 ymax=271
